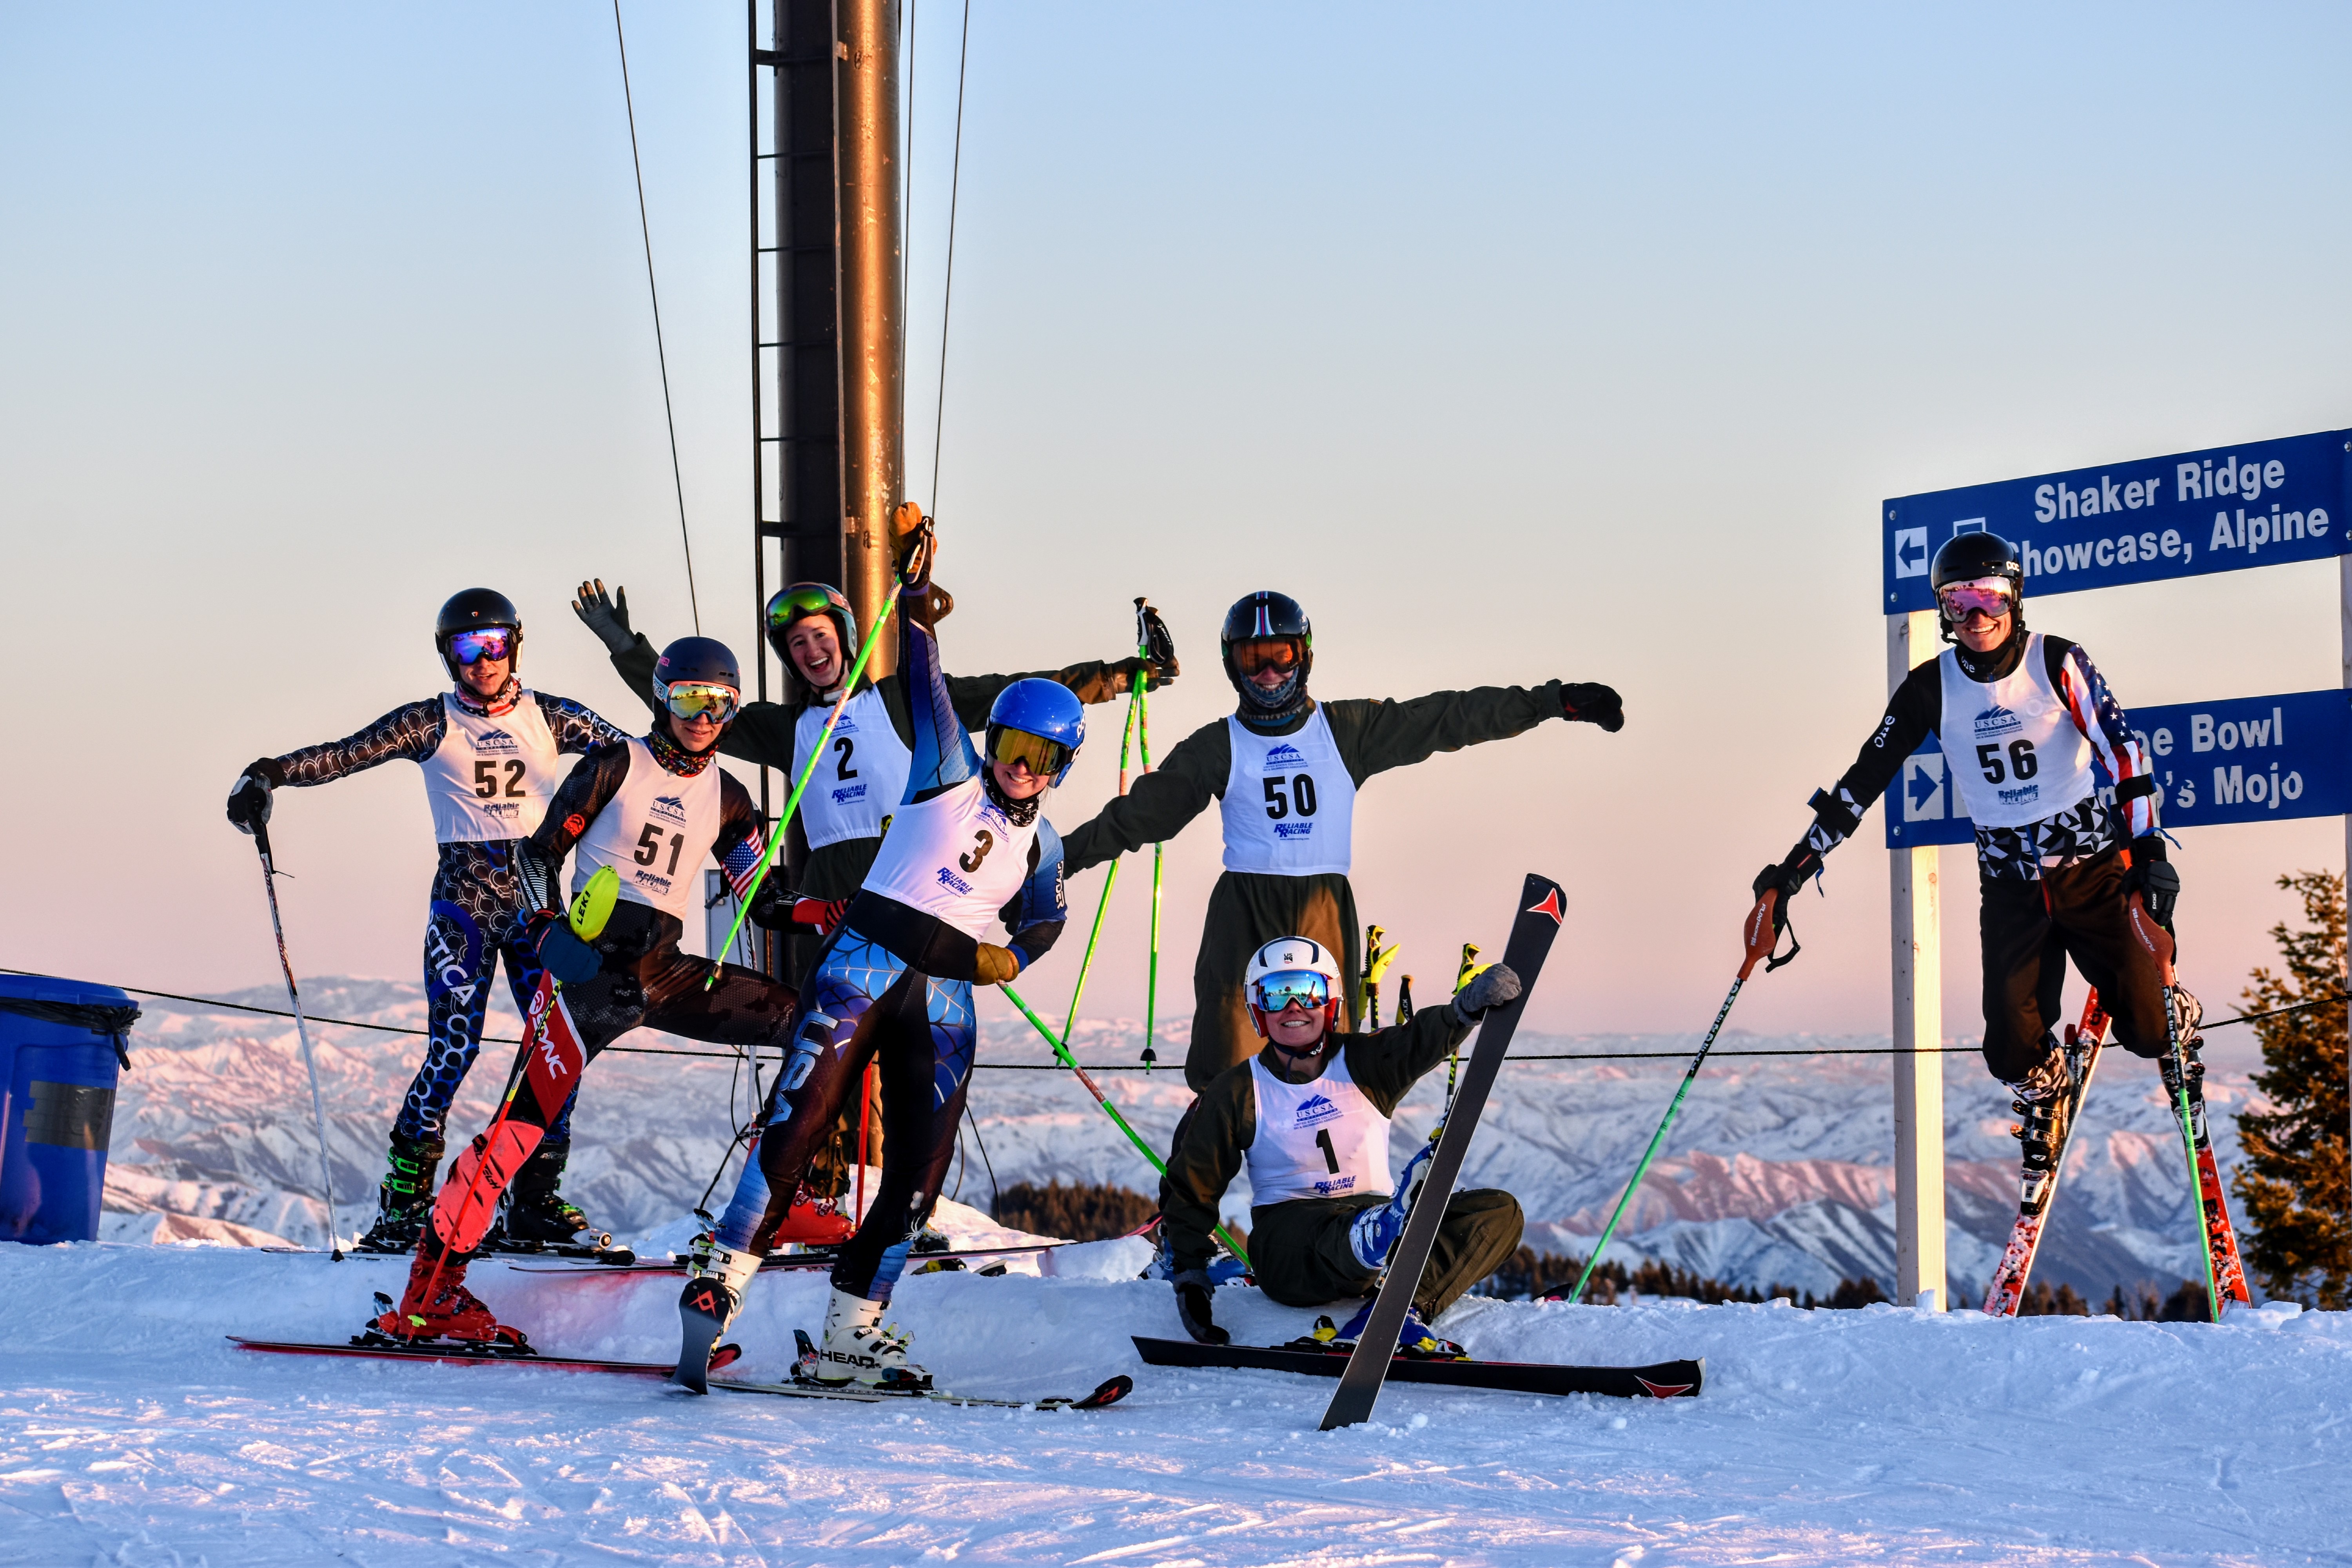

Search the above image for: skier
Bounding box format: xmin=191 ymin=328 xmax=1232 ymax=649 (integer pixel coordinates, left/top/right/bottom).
xmin=1746 ymin=530 xmax=2197 ymax=1192
xmin=671 ymin=527 xmax=1081 ymax=1392
xmin=375 ymin=634 xmax=794 ymax=1347
xmin=1059 ymin=589 xmax=1623 ymax=1090
xmin=1159 ymin=936 xmax=1527 ymax=1355
xmin=572 ymin=570 xmax=1174 ymax=986
xmin=222 ymin=590 xmax=628 ymax=1254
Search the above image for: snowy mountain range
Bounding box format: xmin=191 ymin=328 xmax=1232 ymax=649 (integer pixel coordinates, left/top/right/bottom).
xmin=93 ymin=976 xmax=2253 ymax=1303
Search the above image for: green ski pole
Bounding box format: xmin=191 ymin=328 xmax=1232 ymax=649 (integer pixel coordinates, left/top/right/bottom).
xmin=1000 ymin=982 xmax=1249 ymax=1264
xmin=1134 ymin=598 xmax=1165 ymax=1071
xmin=1053 ymin=668 xmax=1143 ymax=1057
xmin=1566 ymin=883 xmax=1799 ymax=1304
xmin=706 ymin=568 xmax=908 ymax=985
xmin=2131 ymin=893 xmax=2222 ymax=1321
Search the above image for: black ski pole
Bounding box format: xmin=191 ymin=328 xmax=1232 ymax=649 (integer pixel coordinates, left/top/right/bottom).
xmin=251 ymin=822 xmax=344 ymax=1260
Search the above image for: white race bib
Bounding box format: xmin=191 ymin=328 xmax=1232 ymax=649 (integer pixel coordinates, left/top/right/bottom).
xmin=1219 ymin=708 xmax=1358 ymax=877
xmin=1247 ymin=1051 xmax=1392 ymax=1205
xmin=1938 ymin=634 xmax=2098 ymax=828
xmin=570 ymin=739 xmax=726 ymax=921
xmin=795 ymin=689 xmax=913 ymax=849
xmin=859 ymin=779 xmax=1040 ymax=940
xmin=418 ymin=691 xmax=565 ymax=844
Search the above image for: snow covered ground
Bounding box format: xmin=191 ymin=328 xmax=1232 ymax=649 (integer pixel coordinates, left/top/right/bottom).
xmin=97 ymin=978 xmax=2252 ymax=1303
xmin=0 ymin=1224 xmax=2344 ymax=1566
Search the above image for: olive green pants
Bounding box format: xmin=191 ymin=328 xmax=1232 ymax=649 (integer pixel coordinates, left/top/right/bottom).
xmin=1249 ymin=1188 xmax=1523 ymax=1320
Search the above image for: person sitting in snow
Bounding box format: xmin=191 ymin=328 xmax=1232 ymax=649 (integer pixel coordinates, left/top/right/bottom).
xmin=1157 ymin=935 xmax=1525 ymax=1356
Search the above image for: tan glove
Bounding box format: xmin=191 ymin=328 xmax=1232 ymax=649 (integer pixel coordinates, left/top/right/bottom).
xmin=974 ymin=944 xmax=1022 ymax=986
xmin=893 ymin=500 xmax=936 ymax=586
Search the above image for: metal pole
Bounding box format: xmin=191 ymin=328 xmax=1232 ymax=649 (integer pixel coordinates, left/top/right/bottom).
xmin=2340 ymin=548 xmax=2350 ymax=1164
xmin=1889 ymin=610 xmax=1947 ymax=1311
xmin=836 ymin=0 xmax=905 ymax=675
xmin=250 ymin=824 xmax=343 ymax=1260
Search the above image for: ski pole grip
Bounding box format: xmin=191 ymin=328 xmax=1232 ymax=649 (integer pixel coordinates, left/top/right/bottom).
xmin=2125 ymin=891 xmax=2177 ymax=982
xmin=1739 ymin=890 xmax=1780 ymax=979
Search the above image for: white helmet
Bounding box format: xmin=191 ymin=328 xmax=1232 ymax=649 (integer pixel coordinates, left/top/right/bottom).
xmin=1244 ymin=935 xmax=1345 ymax=1040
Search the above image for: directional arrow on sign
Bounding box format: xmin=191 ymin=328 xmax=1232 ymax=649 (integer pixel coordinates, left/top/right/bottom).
xmin=1907 ymin=763 xmax=1941 ymax=813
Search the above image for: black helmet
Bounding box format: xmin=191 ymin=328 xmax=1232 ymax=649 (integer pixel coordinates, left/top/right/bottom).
xmin=652 ymin=636 xmax=742 ymax=703
xmin=1220 ymin=591 xmax=1314 ymax=719
xmin=435 ymin=588 xmax=522 ymax=679
xmin=1928 ymin=532 xmax=2025 ymax=642
xmin=764 ymin=582 xmax=858 ymax=672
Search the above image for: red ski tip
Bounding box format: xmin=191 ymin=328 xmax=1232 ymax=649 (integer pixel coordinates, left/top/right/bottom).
xmin=1633 ymin=1376 xmax=1697 ymax=1399
xmin=1524 ymin=888 xmax=1565 ymax=925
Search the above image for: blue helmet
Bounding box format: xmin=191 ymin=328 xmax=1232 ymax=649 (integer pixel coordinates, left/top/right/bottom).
xmin=985 ymin=679 xmax=1086 ymax=787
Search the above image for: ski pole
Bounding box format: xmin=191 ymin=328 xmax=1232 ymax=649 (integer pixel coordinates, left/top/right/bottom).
xmin=1134 ymin=597 xmax=1165 ymax=1072
xmin=707 ymin=568 xmax=906 ymax=986
xmin=1565 ymin=885 xmax=1798 ymax=1305
xmin=2130 ymin=892 xmax=2222 ymax=1322
xmin=1362 ymin=926 xmax=1399 ymax=1032
xmin=1054 ymin=681 xmax=1143 ymax=1057
xmin=250 ymin=822 xmax=344 ymax=1260
xmin=1444 ymin=943 xmax=1481 ymax=1114
xmin=1000 ymin=982 xmax=1249 ymax=1266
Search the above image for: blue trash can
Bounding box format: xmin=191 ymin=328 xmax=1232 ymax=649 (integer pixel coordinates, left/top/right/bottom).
xmin=0 ymin=974 xmax=138 ymax=1244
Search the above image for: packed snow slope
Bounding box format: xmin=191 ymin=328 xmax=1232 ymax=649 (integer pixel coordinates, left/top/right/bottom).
xmin=102 ymin=979 xmax=2251 ymax=1301
xmin=0 ymin=1231 xmax=2342 ymax=1565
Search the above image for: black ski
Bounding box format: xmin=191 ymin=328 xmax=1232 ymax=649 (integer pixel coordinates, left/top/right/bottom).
xmin=710 ymin=1331 xmax=1132 ymax=1410
xmin=1320 ymin=871 xmax=1567 ymax=1431
xmin=1134 ymin=1336 xmax=1700 ymax=1401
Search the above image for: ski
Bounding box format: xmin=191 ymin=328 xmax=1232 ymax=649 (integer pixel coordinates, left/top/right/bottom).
xmin=230 ymin=1334 xmax=740 ymax=1378
xmin=711 ymin=1373 xmax=1132 ymax=1412
xmin=505 ymin=1237 xmax=1077 ymax=1276
xmin=1320 ymin=871 xmax=1566 ymax=1431
xmin=2167 ymin=1032 xmax=2253 ymax=1315
xmin=1136 ymin=1336 xmax=1700 ymax=1401
xmin=707 ymin=1328 xmax=1131 ymax=1409
xmin=1982 ymin=991 xmax=2110 ymax=1317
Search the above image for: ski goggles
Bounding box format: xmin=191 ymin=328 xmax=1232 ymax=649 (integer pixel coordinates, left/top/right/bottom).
xmin=988 ymin=725 xmax=1073 ymax=780
xmin=662 ymin=682 xmax=740 ymax=724
xmin=1232 ymin=637 xmax=1301 ymax=676
xmin=1252 ymin=969 xmax=1332 ymax=1012
xmin=1936 ymin=576 xmax=2014 ymax=621
xmin=446 ymin=628 xmax=515 ymax=666
xmin=767 ymin=584 xmax=847 ymax=632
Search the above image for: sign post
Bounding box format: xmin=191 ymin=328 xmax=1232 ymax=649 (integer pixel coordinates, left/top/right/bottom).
xmin=1880 ymin=428 xmax=2351 ymax=1311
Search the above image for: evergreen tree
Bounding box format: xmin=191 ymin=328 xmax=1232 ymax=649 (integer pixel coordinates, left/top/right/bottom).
xmin=2232 ymin=870 xmax=2351 ymax=1309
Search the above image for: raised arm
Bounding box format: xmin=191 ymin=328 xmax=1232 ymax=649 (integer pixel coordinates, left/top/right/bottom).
xmin=899 ymin=585 xmax=984 ymax=804
xmin=1340 ymin=1005 xmax=1476 ymax=1113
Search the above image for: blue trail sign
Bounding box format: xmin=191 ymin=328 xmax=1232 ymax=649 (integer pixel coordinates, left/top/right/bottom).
xmin=1886 ymin=687 xmax=2352 ymax=849
xmin=1882 ymin=430 xmax=2351 ymax=614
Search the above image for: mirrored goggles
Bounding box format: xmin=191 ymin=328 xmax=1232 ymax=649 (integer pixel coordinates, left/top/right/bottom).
xmin=446 ymin=628 xmax=515 ymax=666
xmin=1252 ymin=969 xmax=1331 ymax=1012
xmin=989 ymin=725 xmax=1072 ymax=780
xmin=767 ymin=585 xmax=844 ymax=630
xmin=1936 ymin=577 xmax=2014 ymax=620
xmin=663 ymin=682 xmax=740 ymax=724
xmin=1232 ymin=637 xmax=1300 ymax=676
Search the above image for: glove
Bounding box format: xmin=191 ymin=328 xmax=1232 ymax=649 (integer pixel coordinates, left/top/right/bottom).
xmin=523 ymin=910 xmax=603 ymax=987
xmin=751 ymin=883 xmax=850 ymax=935
xmin=1109 ymin=657 xmax=1174 ymax=695
xmin=1173 ymin=1268 xmax=1229 ymax=1346
xmin=1450 ymin=962 xmax=1522 ymax=1024
xmin=1561 ymin=682 xmax=1624 ymax=733
xmin=572 ymin=579 xmax=633 ymax=654
xmin=225 ymin=763 xmax=278 ymax=835
xmin=893 ymin=500 xmax=936 ymax=587
xmin=2125 ymin=853 xmax=2180 ymax=929
xmin=1138 ymin=601 xmax=1180 ymax=685
xmin=974 ymin=944 xmax=1022 ymax=986
xmin=1741 ymin=858 xmax=1812 ymax=978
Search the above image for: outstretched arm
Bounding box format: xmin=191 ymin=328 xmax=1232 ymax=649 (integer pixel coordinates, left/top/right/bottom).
xmin=1761 ymin=660 xmax=1941 ymax=891
xmin=1056 ymin=721 xmax=1229 ymax=873
xmin=1323 ymin=680 xmax=1601 ymax=787
xmin=252 ymin=699 xmax=447 ymax=787
xmin=535 ymin=693 xmax=631 ymax=755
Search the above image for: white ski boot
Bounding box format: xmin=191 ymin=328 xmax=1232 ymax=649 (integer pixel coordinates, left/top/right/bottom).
xmin=672 ymin=1234 xmax=760 ymax=1394
xmin=815 ymin=1285 xmax=931 ymax=1390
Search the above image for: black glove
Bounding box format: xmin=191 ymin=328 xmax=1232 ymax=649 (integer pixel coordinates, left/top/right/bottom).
xmin=1173 ymin=1268 xmax=1228 ymax=1346
xmin=225 ymin=762 xmax=278 ymax=835
xmin=1138 ymin=601 xmax=1180 ymax=685
xmin=1561 ymin=682 xmax=1624 ymax=733
xmin=2124 ymin=851 xmax=2180 ymax=929
xmin=748 ymin=877 xmax=800 ymax=931
xmin=572 ymin=579 xmax=633 ymax=655
xmin=522 ymin=910 xmax=603 ymax=987
xmin=1451 ymin=962 xmax=1522 ymax=1024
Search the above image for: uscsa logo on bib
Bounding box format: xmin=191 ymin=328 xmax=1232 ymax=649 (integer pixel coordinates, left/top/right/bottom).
xmin=651 ymin=795 xmax=689 ymax=826
xmin=1262 ymin=742 xmax=1308 ymax=770
xmin=472 ymin=729 xmax=521 ymax=755
xmin=1293 ymin=1093 xmax=1341 ymax=1128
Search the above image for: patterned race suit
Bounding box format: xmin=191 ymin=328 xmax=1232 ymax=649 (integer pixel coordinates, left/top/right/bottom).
xmin=257 ymin=684 xmax=624 ymax=1143
xmin=711 ymin=585 xmax=1067 ymax=1305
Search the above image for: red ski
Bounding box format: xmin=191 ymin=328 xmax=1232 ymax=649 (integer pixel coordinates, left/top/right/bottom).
xmin=1982 ymin=992 xmax=2109 ymax=1317
xmin=230 ymin=1335 xmax=740 ymax=1377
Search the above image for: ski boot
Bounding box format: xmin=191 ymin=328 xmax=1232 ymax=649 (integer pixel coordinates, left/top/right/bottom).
xmin=483 ymin=1139 xmax=605 ymax=1252
xmin=368 ymin=1231 xmax=530 ymax=1353
xmin=2007 ymin=1037 xmax=2077 ymax=1201
xmin=2158 ymin=992 xmax=2209 ymax=1139
xmin=1347 ymin=1136 xmax=1438 ymax=1270
xmin=1333 ymin=1299 xmax=1468 ymax=1360
xmin=811 ymin=1285 xmax=931 ymax=1390
xmin=353 ymin=1130 xmax=442 ymax=1254
xmin=672 ymin=1233 xmax=761 ymax=1394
